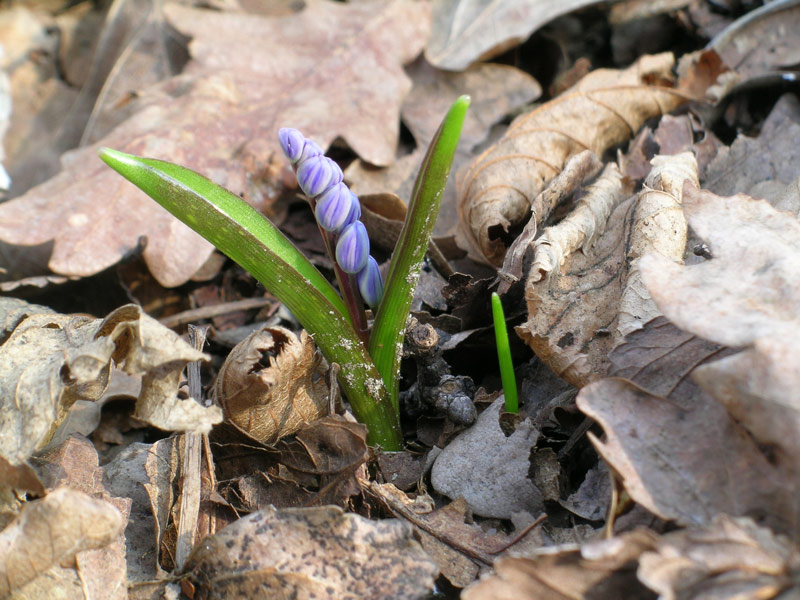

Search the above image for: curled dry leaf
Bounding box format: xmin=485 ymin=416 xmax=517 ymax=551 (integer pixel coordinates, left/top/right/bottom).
xmin=0 ymin=487 xmax=124 ymax=597
xmin=639 ymin=185 xmax=800 ymax=470
xmin=529 ymin=162 xmax=626 ymax=283
xmin=182 ymin=505 xmax=438 ymax=600
xmin=0 ymin=301 xmax=219 ymax=479
xmin=457 ymin=52 xmax=688 ymax=265
xmin=215 ymin=326 xmax=329 ymax=445
xmin=616 ymin=152 xmax=698 ymax=340
xmin=638 ymin=515 xmax=800 ymax=600
xmin=462 ymin=528 xmax=658 ymax=600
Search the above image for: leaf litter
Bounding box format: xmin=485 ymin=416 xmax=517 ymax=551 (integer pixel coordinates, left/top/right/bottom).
xmin=2 ymin=1 xmax=800 ymax=599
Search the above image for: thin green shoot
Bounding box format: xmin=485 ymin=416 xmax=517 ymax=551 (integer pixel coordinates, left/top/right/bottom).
xmin=491 ymin=292 xmax=518 ymax=414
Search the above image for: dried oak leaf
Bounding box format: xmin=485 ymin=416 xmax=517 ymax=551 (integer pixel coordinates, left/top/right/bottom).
xmin=462 ymin=528 xmax=659 ymax=600
xmin=0 ymin=487 xmax=124 ymax=597
xmin=181 ymin=505 xmax=438 ymax=600
xmin=215 ymin=326 xmax=329 ymax=445
xmin=0 ymin=301 xmax=219 ymax=478
xmin=457 ymin=52 xmax=688 ymax=265
xmin=0 ymin=0 xmax=430 ymax=287
xmin=425 ymin=0 xmax=605 ymax=71
xmin=638 ymin=515 xmax=800 ymax=600
xmin=639 ymin=184 xmax=800 ymax=472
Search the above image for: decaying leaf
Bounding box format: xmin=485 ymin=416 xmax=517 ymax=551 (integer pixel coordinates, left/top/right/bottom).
xmin=431 ymin=397 xmax=543 ymax=519
xmin=182 ymin=504 xmax=438 ymax=600
xmin=457 ymin=52 xmax=689 ymax=265
xmin=529 ymin=162 xmax=627 ymax=283
xmin=215 ymin=326 xmax=329 ymax=445
xmin=31 ymin=436 xmax=130 ymax=600
xmin=576 ymin=378 xmax=796 ymax=534
xmin=0 ymin=487 xmax=124 ymax=597
xmin=0 ymin=0 xmax=431 ymax=286
xmin=638 ymin=515 xmax=800 ymax=600
xmin=462 ymin=528 xmax=659 ymax=600
xmin=616 ymin=152 xmax=698 ymax=339
xmin=0 ymin=301 xmax=220 ymax=483
xmin=425 ymin=0 xmax=605 ymax=71
xmin=639 ymin=185 xmax=800 ymax=471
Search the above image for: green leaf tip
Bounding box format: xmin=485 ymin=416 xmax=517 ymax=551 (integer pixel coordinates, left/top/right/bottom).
xmin=368 ymin=95 xmax=470 ymax=412
xmin=492 ymin=292 xmax=518 ymax=414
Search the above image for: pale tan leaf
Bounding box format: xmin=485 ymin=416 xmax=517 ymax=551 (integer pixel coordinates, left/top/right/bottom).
xmin=181 ymin=505 xmax=438 ymax=599
xmin=215 ymin=326 xmax=329 ymax=445
xmin=0 ymin=0 xmax=431 ymax=286
xmin=425 ymin=0 xmax=605 ymax=71
xmin=529 ymin=162 xmax=626 ymax=282
xmin=638 ymin=516 xmax=800 ymax=600
xmin=639 ymin=185 xmax=800 ymax=470
xmin=617 ymin=152 xmax=698 ymax=339
xmin=462 ymin=528 xmax=658 ymax=600
xmin=0 ymin=487 xmax=124 ymax=597
xmin=0 ymin=300 xmax=218 ymax=475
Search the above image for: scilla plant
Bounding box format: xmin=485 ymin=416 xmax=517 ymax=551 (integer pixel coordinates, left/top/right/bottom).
xmin=99 ymin=96 xmax=470 ymax=450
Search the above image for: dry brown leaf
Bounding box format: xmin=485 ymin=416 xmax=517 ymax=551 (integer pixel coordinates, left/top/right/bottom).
xmin=0 ymin=0 xmax=431 ymax=287
xmin=431 ymin=397 xmax=543 ymax=519
xmin=517 ymin=194 xmax=633 ymax=387
xmin=576 ymin=378 xmax=796 ymax=534
xmin=181 ymin=504 xmax=438 ymax=599
xmin=425 ymin=0 xmax=604 ymax=71
xmin=457 ymin=52 xmax=688 ymax=265
xmin=709 ymin=0 xmax=800 ymax=80
xmin=0 ymin=301 xmax=220 ymax=480
xmin=346 ymin=58 xmax=540 ymax=238
xmin=639 ymin=184 xmax=800 ymax=471
xmin=529 ymin=162 xmax=626 ymax=283
xmin=0 ymin=487 xmax=124 ymax=597
xmin=616 ymin=152 xmax=698 ymax=339
xmin=215 ymin=326 xmax=329 ymax=445
xmin=638 ymin=515 xmax=800 ymax=600
xmin=462 ymin=528 xmax=658 ymax=600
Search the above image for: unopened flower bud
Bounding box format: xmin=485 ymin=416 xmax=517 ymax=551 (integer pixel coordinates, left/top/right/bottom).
xmin=278 ymin=128 xmax=305 ymax=163
xmin=298 ymin=139 xmax=323 ymax=164
xmin=336 ymin=221 xmax=370 ymax=274
xmin=296 ymin=156 xmax=342 ymax=197
xmin=342 ymin=191 xmax=362 ymax=228
xmin=315 ymin=183 xmax=354 ymax=232
xmin=357 ymin=256 xmax=384 ymax=308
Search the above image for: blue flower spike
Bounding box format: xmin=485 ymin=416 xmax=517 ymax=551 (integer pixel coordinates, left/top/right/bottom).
xmin=315 ymin=182 xmax=354 ymax=232
xmin=357 ymin=256 xmax=384 ymax=308
xmin=336 ymin=221 xmax=370 ymax=274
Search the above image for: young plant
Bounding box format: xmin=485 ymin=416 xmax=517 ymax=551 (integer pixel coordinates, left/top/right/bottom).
xmin=99 ymin=96 xmax=470 ymax=450
xmin=491 ymin=292 xmax=518 ymax=414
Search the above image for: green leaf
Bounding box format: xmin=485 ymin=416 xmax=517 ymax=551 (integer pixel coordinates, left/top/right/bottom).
xmin=99 ymin=148 xmax=401 ymax=449
xmin=368 ymin=95 xmax=470 ymax=412
xmin=492 ymin=292 xmax=518 ymax=414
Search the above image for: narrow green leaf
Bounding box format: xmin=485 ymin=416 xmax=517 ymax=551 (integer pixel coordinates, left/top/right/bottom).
xmin=492 ymin=292 xmax=518 ymax=414
xmin=368 ymin=96 xmax=470 ymax=411
xmin=99 ymin=148 xmax=401 ymax=449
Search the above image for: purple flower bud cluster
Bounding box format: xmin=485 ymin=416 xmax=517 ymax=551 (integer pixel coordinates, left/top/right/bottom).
xmin=278 ymin=128 xmax=383 ymax=308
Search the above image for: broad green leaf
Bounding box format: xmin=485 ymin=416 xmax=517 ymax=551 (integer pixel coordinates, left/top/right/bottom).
xmin=368 ymin=96 xmax=470 ymax=411
xmin=99 ymin=149 xmax=401 ymax=449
